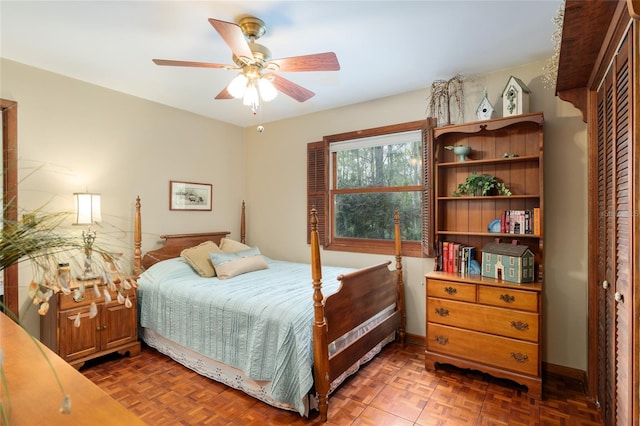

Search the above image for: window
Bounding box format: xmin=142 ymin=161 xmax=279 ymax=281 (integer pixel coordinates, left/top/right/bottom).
xmin=307 ymin=120 xmax=435 ymax=257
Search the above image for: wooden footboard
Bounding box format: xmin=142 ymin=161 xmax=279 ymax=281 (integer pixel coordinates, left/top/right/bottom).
xmin=310 ymin=208 xmax=406 ymax=422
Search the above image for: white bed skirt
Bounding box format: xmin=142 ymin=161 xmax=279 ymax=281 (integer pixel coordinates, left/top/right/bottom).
xmin=141 ymin=328 xmax=396 ymax=417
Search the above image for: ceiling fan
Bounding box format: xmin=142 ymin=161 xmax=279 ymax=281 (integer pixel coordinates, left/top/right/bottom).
xmin=152 ymin=16 xmax=340 ymax=112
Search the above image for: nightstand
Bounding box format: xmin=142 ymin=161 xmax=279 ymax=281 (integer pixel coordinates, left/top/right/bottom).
xmin=40 ymin=275 xmax=141 ymax=369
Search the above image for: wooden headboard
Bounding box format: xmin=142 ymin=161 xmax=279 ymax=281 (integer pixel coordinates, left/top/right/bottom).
xmin=133 ymin=198 xmax=245 ymax=274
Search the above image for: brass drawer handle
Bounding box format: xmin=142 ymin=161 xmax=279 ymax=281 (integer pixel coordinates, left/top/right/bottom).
xmin=434 ymin=307 xmax=449 ymax=317
xmin=510 ymin=352 xmax=529 ymax=363
xmin=435 ymin=336 xmax=449 ymax=345
xmin=500 ymin=294 xmax=515 ymax=303
xmin=510 ymin=320 xmax=529 ymax=331
xmin=444 ymin=286 xmax=457 ymax=295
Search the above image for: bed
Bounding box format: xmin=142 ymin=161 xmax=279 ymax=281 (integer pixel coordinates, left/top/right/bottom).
xmin=132 ymin=198 xmax=406 ymax=421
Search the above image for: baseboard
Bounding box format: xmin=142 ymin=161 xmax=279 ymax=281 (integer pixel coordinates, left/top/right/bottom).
xmin=404 ymin=334 xmax=588 ymax=394
xmin=405 ymin=332 xmax=425 ymax=347
xmin=542 ymin=361 xmax=588 ymax=387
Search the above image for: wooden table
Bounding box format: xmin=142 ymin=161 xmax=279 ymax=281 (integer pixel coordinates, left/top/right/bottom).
xmin=0 ymin=312 xmax=146 ymax=425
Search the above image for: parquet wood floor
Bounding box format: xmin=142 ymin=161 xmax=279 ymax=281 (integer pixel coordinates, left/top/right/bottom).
xmin=82 ymin=342 xmax=603 ymax=425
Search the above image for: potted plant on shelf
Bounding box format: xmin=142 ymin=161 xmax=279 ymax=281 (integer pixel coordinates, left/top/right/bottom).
xmin=452 ymin=171 xmax=512 ymax=197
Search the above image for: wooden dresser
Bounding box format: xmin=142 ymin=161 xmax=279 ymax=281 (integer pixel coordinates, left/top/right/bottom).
xmin=1 ymin=313 xmax=145 ymax=425
xmin=40 ymin=276 xmax=140 ymax=369
xmin=424 ymin=113 xmax=544 ymax=397
xmin=425 ymin=271 xmax=542 ymax=397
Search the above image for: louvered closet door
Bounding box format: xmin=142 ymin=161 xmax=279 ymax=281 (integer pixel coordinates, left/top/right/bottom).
xmin=596 ymin=67 xmax=615 ymax=425
xmin=595 ymin=27 xmax=633 ymax=426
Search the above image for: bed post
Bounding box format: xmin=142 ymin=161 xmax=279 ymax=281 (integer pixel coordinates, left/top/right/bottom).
xmin=394 ymin=209 xmax=406 ymax=345
xmin=240 ymin=200 xmax=246 ymax=244
xmin=133 ymin=196 xmax=142 ymax=277
xmin=310 ymin=207 xmax=330 ymax=422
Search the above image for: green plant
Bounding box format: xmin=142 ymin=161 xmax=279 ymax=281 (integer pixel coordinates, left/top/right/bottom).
xmin=452 ymin=172 xmax=512 ymax=197
xmin=1 ymin=203 xmax=127 ymax=422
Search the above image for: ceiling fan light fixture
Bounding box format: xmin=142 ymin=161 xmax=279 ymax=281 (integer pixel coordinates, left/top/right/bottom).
xmin=258 ymin=77 xmax=277 ymax=102
xmin=243 ymin=79 xmax=260 ymax=110
xmin=227 ymin=73 xmax=248 ymax=98
xmin=155 ymin=16 xmax=341 ymax=113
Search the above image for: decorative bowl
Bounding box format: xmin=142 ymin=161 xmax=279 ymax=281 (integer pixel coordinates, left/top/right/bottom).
xmin=445 ymin=145 xmax=472 ymax=162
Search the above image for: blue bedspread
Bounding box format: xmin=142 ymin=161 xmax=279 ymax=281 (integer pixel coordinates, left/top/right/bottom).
xmin=137 ymin=256 xmax=353 ymax=414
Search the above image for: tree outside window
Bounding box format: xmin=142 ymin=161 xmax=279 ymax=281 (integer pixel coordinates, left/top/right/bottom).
xmin=308 ymin=120 xmax=433 ymax=257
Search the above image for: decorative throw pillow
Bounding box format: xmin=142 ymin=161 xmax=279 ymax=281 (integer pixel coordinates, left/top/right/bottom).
xmin=220 ymin=237 xmax=251 ymax=253
xmin=180 ymin=241 xmax=222 ymax=277
xmin=209 ymin=247 xmax=268 ymax=279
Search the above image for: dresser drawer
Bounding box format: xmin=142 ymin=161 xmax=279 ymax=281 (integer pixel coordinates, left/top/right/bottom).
xmin=58 ymin=287 xmax=135 ymax=311
xmin=427 ymin=323 xmax=539 ymax=376
xmin=477 ymin=286 xmax=539 ymax=312
xmin=426 ymin=279 xmax=476 ymax=302
xmin=427 ymin=298 xmax=539 ymax=342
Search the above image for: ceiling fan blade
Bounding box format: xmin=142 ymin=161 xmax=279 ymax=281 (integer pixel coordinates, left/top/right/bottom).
xmin=214 ymin=86 xmax=234 ymax=100
xmin=268 ymin=52 xmax=340 ymax=72
xmin=208 ymin=18 xmax=254 ymax=63
xmin=152 ymin=59 xmax=234 ymax=69
xmin=270 ymin=74 xmax=315 ymax=102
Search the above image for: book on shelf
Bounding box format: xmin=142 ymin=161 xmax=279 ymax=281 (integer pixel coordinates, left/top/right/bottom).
xmin=452 ymin=242 xmax=461 ymax=273
xmin=461 ymin=244 xmax=470 ymax=274
xmin=442 ymin=242 xmax=449 ymax=272
xmin=498 ymin=209 xmax=540 ymax=235
xmin=435 ymin=241 xmax=477 ymax=275
xmin=464 ymin=246 xmax=477 ymax=275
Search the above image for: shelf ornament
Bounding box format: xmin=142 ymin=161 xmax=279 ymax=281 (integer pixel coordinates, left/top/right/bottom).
xmin=501 ymin=76 xmax=530 ymax=117
xmin=426 ymin=73 xmax=464 ymax=126
xmin=476 ymin=90 xmax=494 ymax=121
xmin=445 ymin=145 xmax=472 ymax=162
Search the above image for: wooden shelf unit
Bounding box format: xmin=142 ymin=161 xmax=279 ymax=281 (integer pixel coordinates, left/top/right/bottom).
xmin=425 ymin=112 xmax=544 ymax=397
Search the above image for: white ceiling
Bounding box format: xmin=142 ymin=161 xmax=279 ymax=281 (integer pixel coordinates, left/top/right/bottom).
xmin=1 ymin=1 xmax=562 ymax=128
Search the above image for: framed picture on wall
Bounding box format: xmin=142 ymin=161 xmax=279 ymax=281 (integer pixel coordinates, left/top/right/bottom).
xmin=169 ymin=181 xmax=212 ymax=211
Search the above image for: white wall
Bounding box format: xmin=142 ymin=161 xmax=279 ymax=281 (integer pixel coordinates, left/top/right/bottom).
xmin=243 ymin=59 xmax=589 ymax=371
xmin=2 ymin=57 xmax=589 ymax=371
xmin=1 ymin=58 xmax=245 ymax=334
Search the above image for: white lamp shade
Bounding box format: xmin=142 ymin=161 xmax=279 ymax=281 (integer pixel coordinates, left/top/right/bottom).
xmin=227 ymin=74 xmax=248 ymax=99
xmin=258 ymin=77 xmax=277 ymax=102
xmin=243 ymin=80 xmax=259 ymax=107
xmin=74 ymin=193 xmax=102 ymax=225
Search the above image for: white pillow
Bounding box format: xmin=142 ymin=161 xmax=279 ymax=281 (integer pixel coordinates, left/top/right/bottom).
xmin=209 ymin=247 xmax=268 ymax=279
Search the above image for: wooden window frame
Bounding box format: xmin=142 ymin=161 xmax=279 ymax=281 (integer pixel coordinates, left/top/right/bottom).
xmin=307 ymin=119 xmax=436 ymax=258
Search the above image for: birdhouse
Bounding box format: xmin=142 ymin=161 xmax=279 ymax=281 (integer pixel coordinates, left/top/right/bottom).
xmin=476 ymin=91 xmax=494 ymax=121
xmin=481 ymin=241 xmax=535 ymax=283
xmin=501 ymin=76 xmax=531 ymax=117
